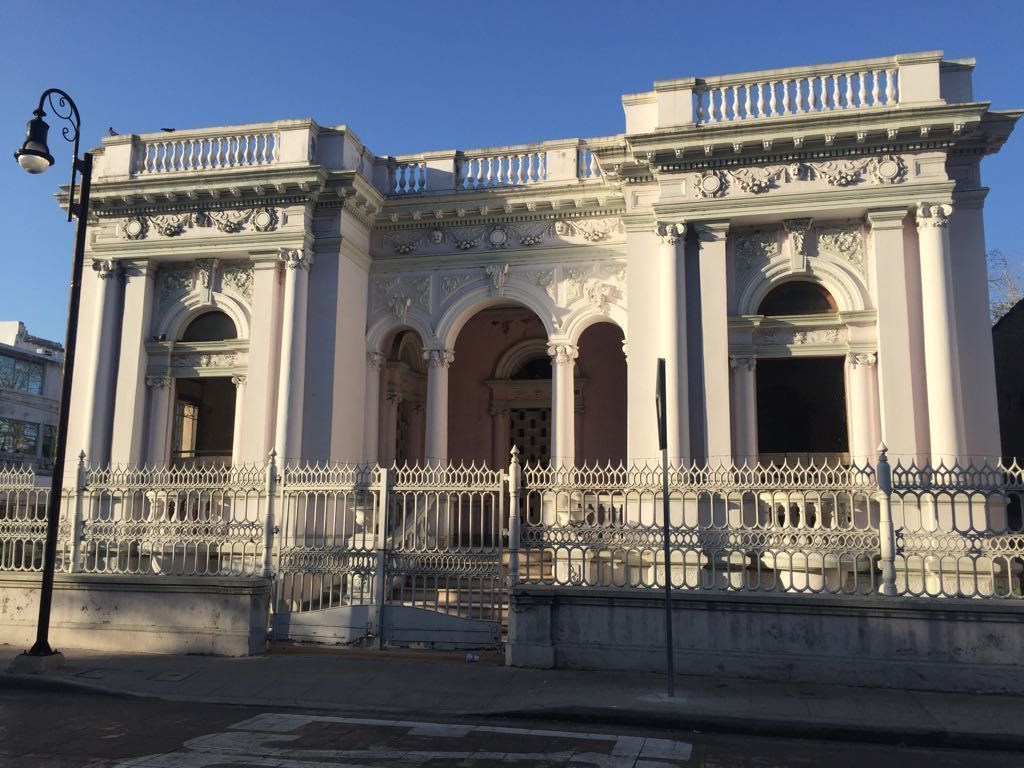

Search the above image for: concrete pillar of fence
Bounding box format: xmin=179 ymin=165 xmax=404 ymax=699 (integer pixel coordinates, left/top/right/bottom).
xmin=68 ymin=450 xmax=87 ymax=573
xmin=507 ymin=446 xmax=522 ymax=587
xmin=876 ymin=442 xmax=898 ymax=596
xmin=729 ymin=357 xmax=757 ymax=465
xmin=423 ymin=349 xmax=453 ymax=465
xmin=548 ymin=343 xmax=578 ymax=469
xmin=373 ymin=466 xmax=392 ymax=649
xmin=274 ymin=248 xmax=312 ymax=464
xmin=262 ymin=450 xmax=278 ymax=579
xmin=657 ymin=222 xmax=688 ymax=461
xmin=916 ymin=203 xmax=966 ymax=464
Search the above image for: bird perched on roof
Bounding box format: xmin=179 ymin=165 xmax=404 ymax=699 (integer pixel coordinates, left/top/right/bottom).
xmin=160 ymin=128 xmax=176 ymax=133
xmin=107 ymin=127 xmax=118 ymax=136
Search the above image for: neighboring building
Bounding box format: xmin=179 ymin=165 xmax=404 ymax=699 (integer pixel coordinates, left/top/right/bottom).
xmin=57 ymin=50 xmax=1018 ymax=475
xmin=993 ymin=298 xmax=1024 ymax=464
xmin=0 ymin=321 xmax=63 ymax=474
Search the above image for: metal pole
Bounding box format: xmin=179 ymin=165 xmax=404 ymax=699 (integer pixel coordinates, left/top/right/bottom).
xmin=29 ymin=151 xmax=92 ymax=656
xmin=656 ymin=358 xmax=675 ymax=697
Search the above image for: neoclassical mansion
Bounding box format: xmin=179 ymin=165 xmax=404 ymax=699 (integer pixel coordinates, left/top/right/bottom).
xmin=62 ymin=51 xmax=1018 ymax=476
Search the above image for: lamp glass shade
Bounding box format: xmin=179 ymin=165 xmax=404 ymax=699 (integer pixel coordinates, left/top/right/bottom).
xmin=14 ymin=115 xmax=54 ymax=174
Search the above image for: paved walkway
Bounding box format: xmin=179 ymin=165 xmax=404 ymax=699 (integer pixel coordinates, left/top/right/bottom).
xmin=2 ymin=643 xmax=1022 ymax=752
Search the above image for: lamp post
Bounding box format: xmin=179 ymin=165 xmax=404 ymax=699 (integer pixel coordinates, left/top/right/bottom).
xmin=13 ymin=89 xmax=93 ymax=657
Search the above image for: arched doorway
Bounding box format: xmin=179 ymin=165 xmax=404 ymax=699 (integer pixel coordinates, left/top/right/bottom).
xmin=754 ymin=282 xmax=849 ymax=465
xmin=577 ymin=322 xmax=627 ymax=465
xmin=449 ymin=304 xmax=552 ymax=466
xmin=378 ymin=329 xmax=427 ymax=465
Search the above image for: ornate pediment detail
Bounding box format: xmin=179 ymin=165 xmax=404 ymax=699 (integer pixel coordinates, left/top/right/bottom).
xmin=733 ymin=230 xmax=779 ymax=273
xmin=221 ymin=263 xmax=254 ymax=300
xmin=120 ymin=207 xmax=280 ymax=239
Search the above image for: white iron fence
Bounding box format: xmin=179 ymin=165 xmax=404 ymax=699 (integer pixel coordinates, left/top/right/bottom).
xmin=3 ymin=449 xmax=1024 ymax=636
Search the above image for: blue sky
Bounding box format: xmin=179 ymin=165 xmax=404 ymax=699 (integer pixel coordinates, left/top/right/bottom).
xmin=2 ymin=0 xmax=1022 ymax=342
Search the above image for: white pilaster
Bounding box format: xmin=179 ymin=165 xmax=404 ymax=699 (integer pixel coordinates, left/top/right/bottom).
xmin=656 ymin=221 xmax=688 ymax=461
xmin=729 ymin=357 xmax=757 ymax=465
xmin=423 ymin=348 xmax=454 ymax=464
xmin=231 ymin=375 xmax=247 ymax=465
xmin=363 ymin=352 xmax=385 ymax=463
xmin=274 ymin=248 xmax=312 ymax=464
xmin=110 ymin=261 xmax=156 ymax=466
xmin=145 ymin=376 xmax=172 ymax=466
xmin=916 ymin=203 xmax=966 ymax=463
xmin=81 ymin=259 xmax=119 ymax=465
xmin=696 ymin=221 xmax=731 ymax=464
xmin=548 ymin=342 xmax=578 ymax=468
xmin=847 ymin=353 xmax=880 ymax=466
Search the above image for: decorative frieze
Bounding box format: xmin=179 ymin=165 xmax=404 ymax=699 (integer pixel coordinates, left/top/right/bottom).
xmin=687 ymin=155 xmax=908 ymax=199
xmin=382 ymin=216 xmax=624 ymax=255
xmin=757 ymin=328 xmax=845 ymax=346
xmin=120 ymin=207 xmax=280 ymax=240
xmin=170 ymin=352 xmax=239 ymax=369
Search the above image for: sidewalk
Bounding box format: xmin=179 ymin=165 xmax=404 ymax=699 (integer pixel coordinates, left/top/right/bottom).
xmin=2 ymin=642 xmax=1022 ymax=752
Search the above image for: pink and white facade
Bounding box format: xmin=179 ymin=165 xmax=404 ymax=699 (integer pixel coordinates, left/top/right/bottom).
xmin=61 ymin=51 xmax=1019 ymax=475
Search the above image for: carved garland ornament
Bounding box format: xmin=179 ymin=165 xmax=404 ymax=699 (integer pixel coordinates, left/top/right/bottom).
xmin=122 ymin=207 xmax=280 ymax=239
xmin=690 ymin=155 xmax=908 ymax=198
xmin=384 ymin=217 xmax=624 ymax=255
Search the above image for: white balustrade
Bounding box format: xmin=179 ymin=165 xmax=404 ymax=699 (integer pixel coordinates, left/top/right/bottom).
xmin=136 ymin=131 xmax=279 ymax=174
xmin=390 ymin=159 xmax=427 ymax=194
xmin=578 ymin=147 xmax=601 ymax=180
xmin=458 ymin=150 xmax=547 ymax=189
xmin=695 ymin=68 xmax=899 ymax=124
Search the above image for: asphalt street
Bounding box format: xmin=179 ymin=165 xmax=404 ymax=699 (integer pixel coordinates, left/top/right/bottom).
xmin=1 ymin=687 xmax=1020 ymax=768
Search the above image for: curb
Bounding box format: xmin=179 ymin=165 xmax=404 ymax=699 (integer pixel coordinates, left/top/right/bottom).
xmin=5 ymin=672 xmax=1024 ymax=753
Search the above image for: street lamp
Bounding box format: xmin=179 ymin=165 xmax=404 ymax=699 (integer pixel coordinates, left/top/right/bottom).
xmin=13 ymin=89 xmax=93 ymax=658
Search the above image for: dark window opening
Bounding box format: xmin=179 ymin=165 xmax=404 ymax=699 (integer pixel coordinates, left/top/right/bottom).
xmin=759 ymin=282 xmax=837 ymax=316
xmin=180 ymin=311 xmax=238 ymax=342
xmin=510 ymin=356 xmax=552 ymax=380
xmin=756 ymin=357 xmax=848 ymax=462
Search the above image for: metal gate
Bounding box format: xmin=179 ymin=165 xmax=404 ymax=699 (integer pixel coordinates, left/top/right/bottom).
xmin=270 ymin=462 xmax=507 ymax=650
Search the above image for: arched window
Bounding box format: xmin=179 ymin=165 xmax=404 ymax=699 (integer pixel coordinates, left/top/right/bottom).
xmin=180 ymin=311 xmax=237 ymax=342
xmin=510 ymin=356 xmax=552 ymax=380
xmin=758 ymin=282 xmax=837 ymax=316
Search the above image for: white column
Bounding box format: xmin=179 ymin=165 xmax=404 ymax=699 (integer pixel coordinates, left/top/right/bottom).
xmin=847 ymin=354 xmax=880 ymax=466
xmin=696 ymin=221 xmax=732 ymax=465
xmin=363 ymin=353 xmax=385 ymax=463
xmin=145 ymin=376 xmax=172 ymax=466
xmin=916 ymin=203 xmax=966 ymax=463
xmin=231 ymin=375 xmax=247 ymax=465
xmin=81 ymin=259 xmax=119 ymax=464
xmin=423 ymin=348 xmax=454 ymax=465
xmin=656 ymin=222 xmax=688 ymax=461
xmin=274 ymin=248 xmax=312 ymax=464
xmin=729 ymin=357 xmax=757 ymax=465
xmin=548 ymin=342 xmax=578 ymax=468
xmin=110 ymin=261 xmax=155 ymax=466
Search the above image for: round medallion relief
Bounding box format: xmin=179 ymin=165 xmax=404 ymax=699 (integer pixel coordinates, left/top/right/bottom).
xmin=875 ymin=158 xmax=901 ymax=182
xmin=697 ymin=172 xmax=725 ymax=197
xmin=124 ymin=218 xmax=146 ymax=240
xmin=251 ymin=208 xmax=277 ymax=232
xmin=489 ymin=227 xmax=508 ymax=246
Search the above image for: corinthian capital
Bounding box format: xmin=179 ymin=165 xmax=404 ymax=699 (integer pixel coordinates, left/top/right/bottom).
xmin=423 ymin=349 xmax=454 ymax=369
xmin=655 ymin=221 xmax=686 ymax=246
xmin=279 ymin=247 xmax=313 ymax=271
xmin=92 ymin=259 xmax=119 ymax=280
xmin=367 ymin=352 xmax=387 ymax=372
xmin=729 ymin=356 xmax=756 ymax=371
xmin=915 ymin=202 xmax=953 ymax=230
xmin=547 ymin=342 xmax=579 ymax=366
xmin=146 ymin=375 xmax=171 ymax=390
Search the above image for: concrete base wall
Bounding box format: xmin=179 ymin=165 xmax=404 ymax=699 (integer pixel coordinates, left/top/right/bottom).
xmin=0 ymin=573 xmax=271 ymax=656
xmin=507 ymin=586 xmax=1024 ymax=693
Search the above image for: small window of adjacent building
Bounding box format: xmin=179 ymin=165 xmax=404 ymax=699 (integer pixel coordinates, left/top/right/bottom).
xmin=0 ymin=354 xmax=44 ymax=395
xmin=180 ymin=311 xmax=238 ymax=343
xmin=0 ymin=417 xmax=40 ymax=454
xmin=758 ymin=282 xmax=838 ymax=316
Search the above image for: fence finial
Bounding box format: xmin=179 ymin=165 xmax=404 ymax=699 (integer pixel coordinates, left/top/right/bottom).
xmin=510 ymin=444 xmax=520 ymax=465
xmin=78 ymin=450 xmax=86 ymax=466
xmin=877 ymin=441 xmax=888 ymax=458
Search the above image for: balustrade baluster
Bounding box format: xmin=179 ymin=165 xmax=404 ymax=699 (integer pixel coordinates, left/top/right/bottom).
xmin=486 ymin=156 xmax=494 ymax=187
xmin=768 ymin=82 xmax=777 ymax=116
xmin=871 ymin=70 xmax=881 ymax=106
xmin=886 ymin=69 xmax=897 ymax=104
xmin=704 ymin=91 xmax=715 ymax=123
xmin=832 ymin=75 xmax=841 ymax=109
xmin=845 ymin=74 xmax=853 ymax=108
xmin=858 ymin=71 xmax=868 ymax=106
xmin=807 ymin=76 xmax=816 ymax=112
xmin=729 ymin=85 xmax=737 ymax=119
xmin=796 ymin=79 xmax=805 ymax=113
xmin=756 ymin=83 xmax=764 ymax=118
xmin=820 ymin=75 xmax=829 ymax=109
xmin=782 ymin=81 xmax=791 ymax=115
xmin=744 ymin=84 xmax=752 ymax=119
